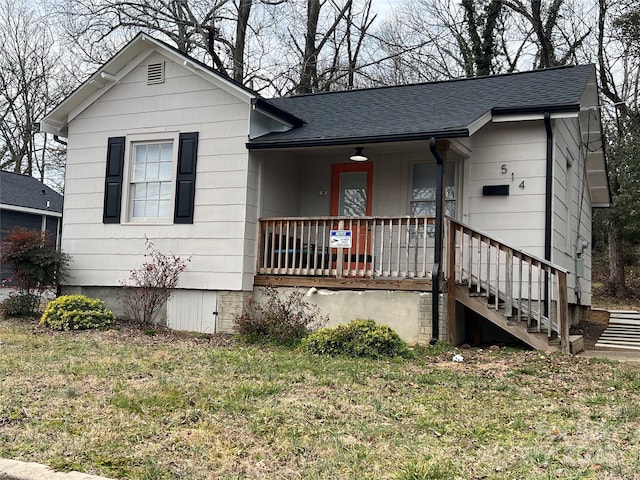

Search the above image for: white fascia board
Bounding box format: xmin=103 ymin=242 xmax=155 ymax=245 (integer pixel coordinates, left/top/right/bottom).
xmin=492 ymin=111 xmax=579 ymax=123
xmin=467 ymin=111 xmax=492 ymax=135
xmin=180 ymin=58 xmax=255 ymax=105
xmin=0 ymin=203 xmax=62 ymax=217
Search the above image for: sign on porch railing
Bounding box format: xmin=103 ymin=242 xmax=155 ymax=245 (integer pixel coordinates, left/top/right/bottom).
xmin=257 ymin=216 xmax=436 ymax=279
xmin=330 ymin=230 xmax=352 ymax=248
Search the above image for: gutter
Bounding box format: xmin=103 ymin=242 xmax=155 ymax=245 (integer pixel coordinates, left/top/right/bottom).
xmin=247 ymin=129 xmax=469 ymax=150
xmin=429 ymin=137 xmax=444 ymax=345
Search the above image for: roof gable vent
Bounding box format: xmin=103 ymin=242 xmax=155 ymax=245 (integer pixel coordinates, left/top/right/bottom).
xmin=147 ymin=62 xmax=165 ymax=85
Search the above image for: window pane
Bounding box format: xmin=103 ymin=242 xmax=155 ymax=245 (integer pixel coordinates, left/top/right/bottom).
xmin=446 ymin=200 xmax=456 ymax=217
xmin=145 ymin=160 xmax=159 ymax=181
xmin=159 ymin=161 xmax=173 ymax=181
xmin=133 ymin=184 xmax=146 ymax=200
xmin=339 ymin=172 xmax=367 ymax=216
xmin=147 ymin=182 xmax=160 ymax=200
xmin=412 ymin=163 xmax=436 ymax=200
xmin=158 ymin=200 xmax=171 ymax=218
xmin=147 ymin=144 xmax=160 ymax=161
xmin=411 ymin=201 xmax=436 ymax=216
xmin=132 ymin=200 xmax=145 ymax=217
xmin=133 ymin=162 xmax=146 ymax=182
xmin=160 ymin=182 xmax=172 ymax=199
xmin=134 ymin=145 xmax=146 ymax=164
xmin=146 ymin=201 xmax=159 ymax=217
xmin=445 ymin=185 xmax=456 ymax=200
xmin=160 ymin=143 xmax=173 ymax=161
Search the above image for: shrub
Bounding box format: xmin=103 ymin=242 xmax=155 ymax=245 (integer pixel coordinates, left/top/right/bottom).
xmin=302 ymin=319 xmax=411 ymax=359
xmin=0 ymin=227 xmax=69 ymax=294
xmin=0 ymin=293 xmax=40 ymax=318
xmin=119 ymin=239 xmax=191 ymax=324
xmin=234 ymin=287 xmax=328 ymax=346
xmin=40 ymin=295 xmax=116 ymax=331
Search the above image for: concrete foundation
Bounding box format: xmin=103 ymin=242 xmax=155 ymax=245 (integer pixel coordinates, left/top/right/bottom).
xmin=253 ymin=286 xmax=448 ymax=345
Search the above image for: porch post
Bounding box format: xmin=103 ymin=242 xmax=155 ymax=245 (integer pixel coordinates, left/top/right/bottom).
xmin=429 ymin=137 xmax=444 ymax=345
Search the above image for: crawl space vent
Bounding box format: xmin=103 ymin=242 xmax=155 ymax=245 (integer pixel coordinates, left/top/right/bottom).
xmin=147 ymin=62 xmax=165 ymax=85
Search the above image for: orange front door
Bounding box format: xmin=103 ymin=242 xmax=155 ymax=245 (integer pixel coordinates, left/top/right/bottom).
xmin=330 ymin=163 xmax=373 ymax=274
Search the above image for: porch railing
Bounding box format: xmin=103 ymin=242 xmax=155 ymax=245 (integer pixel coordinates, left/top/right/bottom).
xmin=447 ymin=219 xmax=570 ymax=353
xmin=257 ymin=216 xmax=436 ymax=279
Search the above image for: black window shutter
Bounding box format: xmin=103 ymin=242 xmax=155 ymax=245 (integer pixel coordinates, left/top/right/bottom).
xmin=103 ymin=136 xmax=125 ymax=223
xmin=174 ymin=132 xmax=199 ymax=224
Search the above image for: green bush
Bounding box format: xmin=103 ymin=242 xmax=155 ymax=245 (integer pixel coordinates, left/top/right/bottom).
xmin=40 ymin=295 xmax=116 ymax=331
xmin=0 ymin=293 xmax=40 ymax=318
xmin=234 ymin=287 xmax=327 ymax=346
xmin=302 ymin=319 xmax=411 ymax=359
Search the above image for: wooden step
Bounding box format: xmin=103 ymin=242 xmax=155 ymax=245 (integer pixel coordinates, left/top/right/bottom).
xmin=453 ymin=284 xmax=560 ymax=352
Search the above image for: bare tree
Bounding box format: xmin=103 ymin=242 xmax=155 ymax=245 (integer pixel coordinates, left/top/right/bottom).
xmin=0 ymin=0 xmax=68 ymax=187
xmin=501 ymin=0 xmax=593 ymax=68
xmin=58 ymin=0 xmax=279 ymax=84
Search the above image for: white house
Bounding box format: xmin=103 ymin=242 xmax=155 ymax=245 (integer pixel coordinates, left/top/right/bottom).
xmin=41 ymin=33 xmax=609 ymax=352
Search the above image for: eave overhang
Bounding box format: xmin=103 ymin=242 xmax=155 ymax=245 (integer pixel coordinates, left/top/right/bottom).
xmin=246 ymin=129 xmax=469 ymax=150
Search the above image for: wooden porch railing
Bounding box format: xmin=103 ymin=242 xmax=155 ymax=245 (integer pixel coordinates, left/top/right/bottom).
xmin=257 ymin=216 xmax=436 ymax=279
xmin=447 ymin=219 xmax=570 ymax=353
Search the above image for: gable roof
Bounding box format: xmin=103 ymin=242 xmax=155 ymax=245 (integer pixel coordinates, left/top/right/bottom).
xmin=249 ymin=65 xmax=597 ymax=148
xmin=0 ymin=171 xmax=63 ymax=214
xmin=40 ymin=33 xmax=299 ymax=137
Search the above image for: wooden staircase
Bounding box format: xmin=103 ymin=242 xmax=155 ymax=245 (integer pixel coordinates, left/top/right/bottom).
xmin=446 ymin=219 xmax=571 ymax=353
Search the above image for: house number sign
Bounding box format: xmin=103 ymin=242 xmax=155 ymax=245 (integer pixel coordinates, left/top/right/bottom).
xmin=501 ymin=164 xmax=525 ymax=189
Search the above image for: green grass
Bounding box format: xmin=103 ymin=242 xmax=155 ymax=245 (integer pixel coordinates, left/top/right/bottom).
xmin=1 ymin=318 xmax=640 ymax=479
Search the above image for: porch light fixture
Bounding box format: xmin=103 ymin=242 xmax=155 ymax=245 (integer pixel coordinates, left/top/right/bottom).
xmin=349 ymin=147 xmax=368 ymax=162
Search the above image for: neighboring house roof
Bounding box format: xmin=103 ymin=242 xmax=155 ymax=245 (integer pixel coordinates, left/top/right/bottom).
xmin=249 ymin=65 xmax=597 ymax=148
xmin=0 ymin=171 xmax=63 ymax=215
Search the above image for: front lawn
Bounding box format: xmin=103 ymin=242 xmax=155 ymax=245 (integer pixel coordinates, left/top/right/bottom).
xmin=1 ymin=318 xmax=639 ymax=479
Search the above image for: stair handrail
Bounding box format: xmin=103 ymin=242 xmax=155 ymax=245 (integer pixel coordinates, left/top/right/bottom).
xmin=446 ymin=217 xmax=571 ymax=354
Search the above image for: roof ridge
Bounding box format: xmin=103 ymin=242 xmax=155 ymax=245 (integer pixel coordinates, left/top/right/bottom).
xmin=270 ymin=64 xmax=594 ymax=101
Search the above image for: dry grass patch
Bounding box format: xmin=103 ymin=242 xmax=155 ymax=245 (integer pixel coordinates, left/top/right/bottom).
xmin=1 ymin=318 xmax=640 ymax=479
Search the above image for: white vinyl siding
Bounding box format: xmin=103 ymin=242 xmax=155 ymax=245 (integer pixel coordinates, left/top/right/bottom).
xmin=62 ymin=51 xmax=252 ymax=291
xmin=463 ymin=121 xmax=547 ymax=254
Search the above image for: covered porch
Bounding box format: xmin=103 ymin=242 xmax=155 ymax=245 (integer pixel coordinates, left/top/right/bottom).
xmin=250 ymin=136 xmax=570 ymax=351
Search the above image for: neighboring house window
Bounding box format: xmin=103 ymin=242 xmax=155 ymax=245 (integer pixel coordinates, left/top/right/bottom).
xmin=130 ymin=141 xmax=174 ymax=220
xmin=410 ymin=162 xmax=456 ymax=217
xmin=102 ymin=132 xmax=199 ymax=224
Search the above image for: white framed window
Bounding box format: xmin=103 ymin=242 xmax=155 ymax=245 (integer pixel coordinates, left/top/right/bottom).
xmin=123 ymin=133 xmax=179 ymax=223
xmin=103 ymin=131 xmax=198 ymax=225
xmin=410 ymin=162 xmax=456 ymax=218
xmin=130 ymin=141 xmax=174 ymax=219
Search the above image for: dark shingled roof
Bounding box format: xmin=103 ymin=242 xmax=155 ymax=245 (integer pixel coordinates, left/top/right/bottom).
xmin=249 ymin=65 xmax=595 ymax=148
xmin=0 ymin=171 xmax=63 ymax=213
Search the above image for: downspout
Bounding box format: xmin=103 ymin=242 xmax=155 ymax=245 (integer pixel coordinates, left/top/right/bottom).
xmin=53 ymin=135 xmax=67 ymax=146
xmin=429 ymin=137 xmax=444 ymax=345
xmin=544 ymin=112 xmax=553 ymax=318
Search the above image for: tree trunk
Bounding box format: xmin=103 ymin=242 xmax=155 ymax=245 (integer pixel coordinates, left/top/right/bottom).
xmin=299 ymin=0 xmax=321 ymax=94
xmin=233 ymin=0 xmax=252 ymax=84
xmin=607 ymin=224 xmax=627 ymax=297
